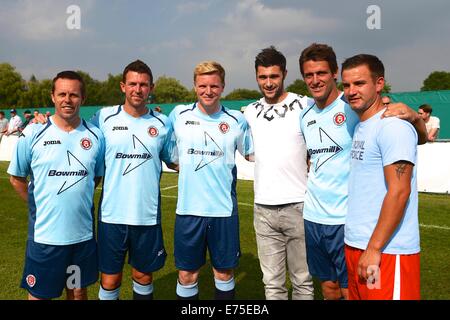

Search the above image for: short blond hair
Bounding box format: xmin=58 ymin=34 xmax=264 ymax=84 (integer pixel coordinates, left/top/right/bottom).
xmin=193 ymin=61 xmax=225 ymax=84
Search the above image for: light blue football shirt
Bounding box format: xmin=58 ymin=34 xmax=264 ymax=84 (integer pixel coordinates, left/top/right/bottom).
xmin=345 ymin=109 xmax=420 ymax=254
xmin=7 ymin=118 xmax=105 ymax=245
xmin=300 ymin=93 xmax=359 ymax=225
xmin=91 ymin=105 xmax=173 ymax=225
xmin=169 ymin=103 xmax=253 ymax=217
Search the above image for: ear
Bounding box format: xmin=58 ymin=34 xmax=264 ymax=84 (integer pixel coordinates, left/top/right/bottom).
xmin=375 ymin=76 xmax=385 ymax=94
xmin=120 ymin=81 xmax=126 ymax=93
xmin=283 ymin=69 xmax=288 ymax=80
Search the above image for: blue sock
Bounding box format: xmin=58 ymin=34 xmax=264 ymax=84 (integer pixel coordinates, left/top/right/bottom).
xmin=98 ymin=285 xmax=120 ymax=300
xmin=176 ymin=281 xmax=199 ymax=300
xmin=215 ymin=277 xmax=235 ymax=300
xmin=133 ymin=280 xmax=154 ymax=300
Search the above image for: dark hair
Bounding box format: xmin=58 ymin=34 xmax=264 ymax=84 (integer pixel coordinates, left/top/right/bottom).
xmin=122 ymin=60 xmax=153 ymax=84
xmin=255 ymin=46 xmax=287 ymax=73
xmin=0 ymin=111 xmax=4 ymax=116
xmin=299 ymin=43 xmax=338 ymax=76
xmin=52 ymin=71 xmax=86 ymax=98
xmin=341 ymin=54 xmax=385 ymax=80
xmin=419 ymin=104 xmax=432 ymax=114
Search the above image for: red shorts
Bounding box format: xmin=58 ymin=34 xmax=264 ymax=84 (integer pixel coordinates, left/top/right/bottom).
xmin=345 ymin=245 xmax=420 ymax=300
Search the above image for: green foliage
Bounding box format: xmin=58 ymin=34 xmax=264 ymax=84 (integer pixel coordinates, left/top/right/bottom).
xmin=18 ymin=79 xmax=53 ymax=108
xmin=286 ymin=79 xmax=309 ymax=96
xmin=0 ymin=63 xmax=26 ymax=108
xmin=153 ymin=76 xmax=191 ymax=103
xmin=421 ymin=71 xmax=450 ymax=91
xmin=76 ymin=70 xmax=103 ymax=106
xmin=224 ymin=88 xmax=261 ymax=101
xmin=96 ymin=73 xmax=123 ymax=106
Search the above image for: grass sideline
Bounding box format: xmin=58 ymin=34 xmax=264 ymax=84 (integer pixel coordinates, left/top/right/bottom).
xmin=0 ymin=161 xmax=449 ymax=300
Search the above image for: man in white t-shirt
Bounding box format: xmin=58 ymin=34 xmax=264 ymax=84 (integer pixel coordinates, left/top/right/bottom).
xmin=244 ymin=46 xmax=314 ymax=300
xmin=6 ymin=109 xmax=23 ymax=136
xmin=418 ymin=104 xmax=440 ymax=142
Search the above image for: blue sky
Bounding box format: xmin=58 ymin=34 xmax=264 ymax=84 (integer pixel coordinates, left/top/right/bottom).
xmin=1 ymin=0 xmax=449 ymax=94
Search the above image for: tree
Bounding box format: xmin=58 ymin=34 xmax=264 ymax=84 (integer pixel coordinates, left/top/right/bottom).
xmin=96 ymin=73 xmax=123 ymax=106
xmin=286 ymin=79 xmax=309 ymax=96
xmin=421 ymin=71 xmax=450 ymax=91
xmin=18 ymin=79 xmax=53 ymax=108
xmin=76 ymin=70 xmax=103 ymax=105
xmin=153 ymin=76 xmax=190 ymax=103
xmin=224 ymin=88 xmax=261 ymax=100
xmin=0 ymin=63 xmax=26 ymax=108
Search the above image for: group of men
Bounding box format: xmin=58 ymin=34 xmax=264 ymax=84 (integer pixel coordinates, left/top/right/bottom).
xmin=7 ymin=43 xmax=427 ymax=300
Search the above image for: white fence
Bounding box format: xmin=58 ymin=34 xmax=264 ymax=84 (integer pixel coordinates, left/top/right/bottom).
xmin=2 ymin=137 xmax=449 ymax=194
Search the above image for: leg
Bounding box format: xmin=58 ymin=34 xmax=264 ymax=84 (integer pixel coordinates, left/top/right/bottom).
xmin=284 ymin=203 xmax=314 ymax=300
xmin=128 ymin=225 xmax=166 ymax=300
xmin=132 ymin=268 xmax=154 ymax=300
xmin=321 ymin=281 xmax=343 ymax=300
xmin=254 ymin=204 xmax=288 ymax=300
xmin=213 ymin=268 xmax=235 ymax=300
xmin=65 ymin=287 xmax=88 ymax=300
xmin=99 ymin=272 xmax=123 ymax=300
xmin=177 ymin=270 xmax=200 ymax=300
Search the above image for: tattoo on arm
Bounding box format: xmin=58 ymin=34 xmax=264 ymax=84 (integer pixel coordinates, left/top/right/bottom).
xmin=395 ymin=163 xmax=407 ymax=180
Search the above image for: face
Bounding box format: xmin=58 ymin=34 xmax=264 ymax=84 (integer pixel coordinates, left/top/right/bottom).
xmin=256 ymin=65 xmax=286 ymax=104
xmin=418 ymin=109 xmax=430 ymax=121
xmin=51 ymin=78 xmax=83 ymax=122
xmin=381 ymin=96 xmax=390 ymax=106
xmin=120 ymin=71 xmax=153 ymax=109
xmin=194 ymin=73 xmax=224 ymax=111
xmin=342 ymin=64 xmax=384 ymax=115
xmin=302 ymin=60 xmax=337 ymax=105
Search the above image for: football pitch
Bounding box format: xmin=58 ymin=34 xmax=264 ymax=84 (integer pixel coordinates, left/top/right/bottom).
xmin=0 ymin=161 xmax=449 ymax=300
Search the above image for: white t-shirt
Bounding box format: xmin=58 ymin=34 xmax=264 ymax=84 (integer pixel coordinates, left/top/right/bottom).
xmin=7 ymin=115 xmax=22 ymax=134
xmin=425 ymin=116 xmax=440 ymax=131
xmin=244 ymin=92 xmax=311 ymax=205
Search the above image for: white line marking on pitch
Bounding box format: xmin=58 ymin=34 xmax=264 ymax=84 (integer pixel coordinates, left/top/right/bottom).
xmin=419 ymin=223 xmax=450 ymax=231
xmin=161 ymin=185 xmax=178 ymax=191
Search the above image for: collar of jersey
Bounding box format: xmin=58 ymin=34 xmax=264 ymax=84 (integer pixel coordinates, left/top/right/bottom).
xmin=193 ymin=102 xmax=225 ymax=121
xmin=313 ymin=92 xmax=345 ymax=114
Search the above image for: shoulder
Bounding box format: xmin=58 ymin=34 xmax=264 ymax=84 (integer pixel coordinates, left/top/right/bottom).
xmin=150 ymin=110 xmax=170 ymax=127
xmin=378 ymin=116 xmax=417 ymax=139
xmin=170 ymin=103 xmax=196 ymax=117
xmin=82 ymin=120 xmax=104 ymax=140
xmin=222 ymin=107 xmax=246 ymax=124
xmin=286 ymin=92 xmax=312 ymax=109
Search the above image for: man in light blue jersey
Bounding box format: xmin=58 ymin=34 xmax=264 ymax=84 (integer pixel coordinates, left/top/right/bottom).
xmin=8 ymin=71 xmax=105 ymax=300
xmin=169 ymin=61 xmax=253 ymax=300
xmin=93 ymin=60 xmax=173 ymax=300
xmin=298 ymin=43 xmax=427 ymax=300
xmin=342 ymin=54 xmax=420 ymax=300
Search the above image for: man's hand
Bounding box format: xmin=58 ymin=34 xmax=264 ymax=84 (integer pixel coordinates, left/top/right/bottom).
xmin=35 ymin=113 xmax=48 ymax=124
xmin=381 ymin=102 xmax=418 ymax=122
xmin=381 ymin=102 xmax=427 ymax=144
xmin=357 ymin=247 xmax=381 ymax=281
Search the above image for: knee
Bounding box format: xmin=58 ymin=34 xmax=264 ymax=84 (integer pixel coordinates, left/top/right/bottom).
xmin=321 ymin=281 xmax=342 ymax=300
xmin=132 ymin=269 xmax=153 ymax=285
xmin=101 ymin=273 xmax=122 ymax=290
xmin=178 ymin=271 xmax=199 ymax=285
xmin=213 ymin=269 xmax=234 ymax=282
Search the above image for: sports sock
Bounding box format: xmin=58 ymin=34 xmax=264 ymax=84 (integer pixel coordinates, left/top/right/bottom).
xmin=98 ymin=284 xmax=120 ymax=300
xmin=133 ymin=280 xmax=154 ymax=300
xmin=214 ymin=277 xmax=235 ymax=300
xmin=176 ymin=281 xmax=199 ymax=300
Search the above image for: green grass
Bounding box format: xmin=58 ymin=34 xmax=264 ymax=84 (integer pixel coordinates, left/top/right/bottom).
xmin=0 ymin=161 xmax=449 ymax=300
